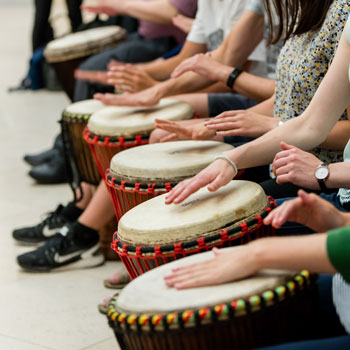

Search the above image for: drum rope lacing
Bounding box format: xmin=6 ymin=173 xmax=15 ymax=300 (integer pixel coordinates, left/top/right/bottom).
xmin=111 ymin=198 xmax=276 ymax=256
xmin=84 ymin=127 xmax=149 ymax=144
xmin=107 ymin=271 xmax=316 ymax=331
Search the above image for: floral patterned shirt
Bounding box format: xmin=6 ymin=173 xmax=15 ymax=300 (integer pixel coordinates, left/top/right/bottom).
xmin=274 ymin=0 xmax=350 ymax=163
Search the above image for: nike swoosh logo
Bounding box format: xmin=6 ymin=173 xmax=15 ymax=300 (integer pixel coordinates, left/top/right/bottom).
xmin=42 ymin=225 xmax=61 ymax=238
xmin=54 ymin=250 xmax=85 ymax=264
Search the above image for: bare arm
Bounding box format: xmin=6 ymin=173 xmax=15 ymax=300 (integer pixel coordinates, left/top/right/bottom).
xmin=150 ymin=10 xmax=265 ymax=96
xmin=166 ymin=191 xmax=350 ymax=289
xmin=165 ymin=31 xmax=350 ymax=204
xmin=165 ymin=235 xmax=335 ymax=289
xmin=230 ymin=32 xmax=350 ymax=169
xmin=83 ymin=0 xmax=180 ymax=24
xmin=144 ymin=41 xmax=207 ymax=81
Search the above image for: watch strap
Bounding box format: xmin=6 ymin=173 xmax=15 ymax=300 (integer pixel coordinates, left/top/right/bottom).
xmin=226 ymin=67 xmax=243 ymax=89
xmin=317 ymin=162 xmax=329 ymax=192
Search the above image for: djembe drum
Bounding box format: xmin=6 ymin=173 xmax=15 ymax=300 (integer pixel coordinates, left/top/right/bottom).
xmin=61 ymin=99 xmax=118 ymax=260
xmin=84 ymin=99 xmax=193 ymax=180
xmin=112 ymin=181 xmax=276 ymax=278
xmin=61 ymin=99 xmax=105 ymax=187
xmin=44 ymin=26 xmax=126 ymax=100
xmin=106 ymin=140 xmax=234 ymax=221
xmin=107 ymin=250 xmax=318 ymax=350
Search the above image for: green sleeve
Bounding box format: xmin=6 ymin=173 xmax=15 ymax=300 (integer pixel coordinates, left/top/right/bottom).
xmin=327 ymin=227 xmax=350 ymax=283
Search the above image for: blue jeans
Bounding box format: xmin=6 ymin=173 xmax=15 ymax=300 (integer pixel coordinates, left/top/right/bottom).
xmin=258 ymin=275 xmax=349 ymax=349
xmin=275 ymin=192 xmax=348 ymax=236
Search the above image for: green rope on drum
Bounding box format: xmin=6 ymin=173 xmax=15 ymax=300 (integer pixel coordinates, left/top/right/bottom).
xmin=107 ymin=271 xmax=315 ymax=332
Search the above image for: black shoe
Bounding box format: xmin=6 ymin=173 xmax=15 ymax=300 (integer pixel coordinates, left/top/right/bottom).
xmin=17 ymin=226 xmax=104 ymax=272
xmin=24 ymin=134 xmax=63 ymax=166
xmin=29 ymin=149 xmax=68 ymax=184
xmin=13 ymin=205 xmax=69 ymax=245
xmin=24 ymin=148 xmax=59 ymax=167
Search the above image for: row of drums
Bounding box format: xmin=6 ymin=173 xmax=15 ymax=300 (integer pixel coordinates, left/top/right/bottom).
xmin=61 ymin=98 xmax=318 ymax=349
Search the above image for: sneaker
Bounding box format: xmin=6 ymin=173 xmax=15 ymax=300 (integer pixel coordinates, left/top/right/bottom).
xmin=12 ymin=205 xmax=69 ymax=245
xmin=17 ymin=225 xmax=104 ymax=272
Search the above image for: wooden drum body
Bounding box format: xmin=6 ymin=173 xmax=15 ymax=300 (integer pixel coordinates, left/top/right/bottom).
xmin=84 ymin=99 xmax=193 ymax=181
xmin=106 ymin=140 xmax=234 ymax=221
xmin=44 ymin=26 xmax=126 ymax=100
xmin=61 ymin=99 xmax=105 ymax=186
xmin=107 ymin=251 xmax=318 ymax=350
xmin=112 ymin=181 xmax=276 ymax=278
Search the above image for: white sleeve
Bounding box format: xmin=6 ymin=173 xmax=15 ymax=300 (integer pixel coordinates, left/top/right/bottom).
xmin=186 ymin=3 xmax=206 ymax=44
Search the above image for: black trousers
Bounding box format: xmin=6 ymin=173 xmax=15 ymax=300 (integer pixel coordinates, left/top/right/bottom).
xmin=33 ymin=0 xmax=82 ymax=52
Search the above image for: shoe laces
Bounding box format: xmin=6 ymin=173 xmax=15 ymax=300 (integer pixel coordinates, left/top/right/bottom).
xmin=41 ymin=205 xmax=66 ymax=227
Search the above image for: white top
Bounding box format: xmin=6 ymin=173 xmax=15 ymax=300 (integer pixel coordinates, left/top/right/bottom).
xmin=87 ymin=98 xmax=193 ymax=137
xmin=110 ymin=140 xmax=234 ymax=182
xmin=333 ymin=274 xmax=350 ymax=334
xmin=64 ymin=99 xmax=105 ymax=116
xmin=187 ymin=0 xmax=265 ymax=64
xmin=44 ymin=26 xmax=126 ymax=62
xmin=338 ymin=139 xmax=350 ymax=205
xmin=116 ymin=248 xmax=293 ymax=314
xmin=118 ymin=180 xmax=268 ymax=246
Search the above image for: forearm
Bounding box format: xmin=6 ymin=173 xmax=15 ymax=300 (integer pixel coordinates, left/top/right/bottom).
xmin=155 ymin=71 xmax=217 ymax=98
xmin=145 ymin=41 xmax=207 ymax=81
xmin=211 ymin=11 xmax=264 ymax=67
xmin=247 ymin=95 xmax=275 ymax=116
xmin=250 ymin=234 xmax=336 ymax=274
xmin=124 ymin=0 xmax=178 ymax=24
xmin=226 ymin=33 xmax=350 ymax=170
xmin=327 ymin=162 xmax=350 ymax=189
xmin=234 ymin=74 xmax=275 ymax=102
xmin=318 ymin=120 xmax=350 ymax=150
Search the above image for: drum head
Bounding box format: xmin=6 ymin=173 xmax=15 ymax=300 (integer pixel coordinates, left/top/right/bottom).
xmin=44 ymin=26 xmax=126 ymax=62
xmin=116 ymin=249 xmax=294 ymax=315
xmin=87 ymin=98 xmax=193 ymax=137
xmin=110 ymin=140 xmax=234 ymax=183
xmin=63 ymin=99 xmax=105 ymax=117
xmin=118 ymin=180 xmax=268 ymax=246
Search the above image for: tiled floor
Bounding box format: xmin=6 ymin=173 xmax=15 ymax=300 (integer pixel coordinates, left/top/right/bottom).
xmin=0 ymin=2 xmax=120 ymax=349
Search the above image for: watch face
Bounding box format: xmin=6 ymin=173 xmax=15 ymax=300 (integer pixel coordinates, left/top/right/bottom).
xmin=316 ymin=167 xmax=329 ymax=180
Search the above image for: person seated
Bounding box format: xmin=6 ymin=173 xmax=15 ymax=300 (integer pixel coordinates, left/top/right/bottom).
xmin=74 ymin=0 xmax=198 ymax=101
xmin=156 ymin=1 xmax=350 ymax=198
xmin=163 ymin=1 xmax=350 ymax=206
xmin=165 ymin=191 xmax=350 ymax=348
xmin=13 ymin=0 xmax=350 ymax=274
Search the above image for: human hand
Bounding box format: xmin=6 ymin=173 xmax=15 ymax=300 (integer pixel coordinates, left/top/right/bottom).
xmin=155 ymin=119 xmax=216 ymax=142
xmin=205 ymin=110 xmax=279 ymax=138
xmin=107 ymin=59 xmax=127 ymax=71
xmin=172 ymin=14 xmax=194 ymax=34
xmin=107 ymin=64 xmax=157 ymax=93
xmin=74 ymin=69 xmax=111 ymax=85
xmin=272 ymin=142 xmax=322 ymax=189
xmin=165 ymin=155 xmax=237 ymax=204
xmin=164 ymin=247 xmax=258 ymax=289
xmin=94 ymin=86 xmax=162 ymax=106
xmin=81 ymin=0 xmax=127 ymax=16
xmin=264 ymin=190 xmax=347 ymax=232
xmin=171 ymin=52 xmax=230 ymax=81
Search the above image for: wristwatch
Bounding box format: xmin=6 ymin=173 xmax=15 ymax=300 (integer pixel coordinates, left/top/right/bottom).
xmin=315 ymin=162 xmax=329 ymax=192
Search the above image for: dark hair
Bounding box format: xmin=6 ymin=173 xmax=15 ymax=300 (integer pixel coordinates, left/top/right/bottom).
xmin=264 ymin=0 xmax=334 ymax=44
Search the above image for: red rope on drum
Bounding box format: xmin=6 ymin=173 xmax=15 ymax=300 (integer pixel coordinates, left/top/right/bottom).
xmin=135 ymin=135 xmax=142 ymax=145
xmin=147 ymin=184 xmax=156 ymax=194
xmin=165 ymin=183 xmax=172 ymax=192
xmin=118 ymin=137 xmax=125 ymax=146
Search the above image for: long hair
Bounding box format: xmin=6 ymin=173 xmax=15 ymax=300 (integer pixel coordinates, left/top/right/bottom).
xmin=264 ymin=0 xmax=334 ymax=44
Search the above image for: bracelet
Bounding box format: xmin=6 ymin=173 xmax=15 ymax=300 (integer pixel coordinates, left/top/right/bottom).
xmin=214 ymin=155 xmax=238 ymax=176
xmin=226 ymin=67 xmax=243 ymax=89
